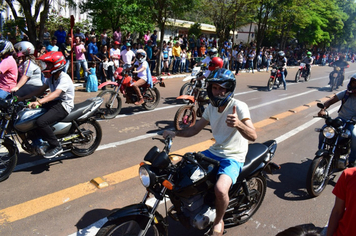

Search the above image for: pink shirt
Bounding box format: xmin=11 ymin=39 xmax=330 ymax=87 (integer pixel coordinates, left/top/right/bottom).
xmin=144 ymin=34 xmax=150 ymax=44
xmin=0 ymin=56 xmax=18 ymax=92
xmin=74 ymin=44 xmax=86 ymax=60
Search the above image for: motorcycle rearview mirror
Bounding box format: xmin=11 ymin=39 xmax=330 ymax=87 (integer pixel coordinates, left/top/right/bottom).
xmin=317 ymin=103 xmax=325 ymax=109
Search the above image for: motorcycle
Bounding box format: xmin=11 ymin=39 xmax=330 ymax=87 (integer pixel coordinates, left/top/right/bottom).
xmin=267 ymin=66 xmax=286 ymax=91
xmin=174 ymin=79 xmax=209 ymax=130
xmin=0 ymin=95 xmax=103 ymax=182
xmin=306 ymin=103 xmax=352 ymax=197
xmin=328 ymin=65 xmax=345 ymax=91
xmin=295 ymin=62 xmax=311 ymax=83
xmin=179 ymin=65 xmax=206 ymax=104
xmin=97 ymin=67 xmax=165 ymax=119
xmin=95 ymin=136 xmax=280 ymax=236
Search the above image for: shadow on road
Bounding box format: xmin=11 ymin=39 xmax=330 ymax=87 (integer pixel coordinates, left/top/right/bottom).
xmin=266 ymin=159 xmax=338 ymax=201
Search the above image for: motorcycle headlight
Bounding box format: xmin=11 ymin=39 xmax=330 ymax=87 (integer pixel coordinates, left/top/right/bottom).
xmin=139 ymin=165 xmax=155 ymax=188
xmin=271 ymin=69 xmax=276 ymax=73
xmin=323 ymin=126 xmax=336 ymax=139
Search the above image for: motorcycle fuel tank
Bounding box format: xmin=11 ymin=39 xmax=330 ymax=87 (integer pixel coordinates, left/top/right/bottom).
xmin=14 ymin=108 xmax=46 ymax=132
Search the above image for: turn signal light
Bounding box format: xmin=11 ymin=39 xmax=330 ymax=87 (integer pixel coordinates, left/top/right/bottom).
xmin=162 ymin=180 xmax=174 ymax=190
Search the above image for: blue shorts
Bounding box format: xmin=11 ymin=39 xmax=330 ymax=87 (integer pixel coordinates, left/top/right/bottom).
xmin=201 ymin=150 xmax=243 ymax=185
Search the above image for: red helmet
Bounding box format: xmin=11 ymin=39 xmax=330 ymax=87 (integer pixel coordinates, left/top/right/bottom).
xmin=38 ymin=51 xmax=66 ymax=74
xmin=208 ymin=57 xmax=224 ymax=71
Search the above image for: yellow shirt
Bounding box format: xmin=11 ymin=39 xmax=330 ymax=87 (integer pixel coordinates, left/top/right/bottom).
xmin=187 ymin=51 xmax=191 ymax=60
xmin=172 ymin=45 xmax=181 ymax=57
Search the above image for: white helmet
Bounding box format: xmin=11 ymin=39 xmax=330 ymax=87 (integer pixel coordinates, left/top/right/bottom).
xmin=278 ymin=51 xmax=285 ymax=57
xmin=0 ymin=40 xmax=14 ymax=57
xmin=136 ymin=49 xmax=147 ymax=63
xmin=14 ymin=41 xmax=35 ymax=57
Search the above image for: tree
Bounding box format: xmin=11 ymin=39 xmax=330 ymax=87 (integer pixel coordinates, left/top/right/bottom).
xmin=138 ymin=0 xmax=194 ymax=75
xmin=79 ymin=0 xmax=154 ymax=35
xmin=2 ymin=0 xmax=76 ymax=45
xmin=201 ymin=0 xmax=255 ymax=49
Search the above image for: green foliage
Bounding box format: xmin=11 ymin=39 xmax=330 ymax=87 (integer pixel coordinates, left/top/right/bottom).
xmin=80 ymin=0 xmax=154 ymax=35
xmin=188 ymin=23 xmax=202 ymax=38
xmin=46 ymin=9 xmax=91 ymax=35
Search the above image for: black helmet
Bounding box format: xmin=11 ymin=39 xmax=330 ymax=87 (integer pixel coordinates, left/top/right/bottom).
xmin=347 ymin=73 xmax=356 ymax=92
xmin=206 ymin=69 xmax=236 ymax=107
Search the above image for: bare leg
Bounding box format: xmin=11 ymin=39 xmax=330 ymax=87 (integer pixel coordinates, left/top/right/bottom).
xmin=132 ymin=78 xmax=146 ymax=105
xmin=213 ymin=174 xmax=232 ymax=234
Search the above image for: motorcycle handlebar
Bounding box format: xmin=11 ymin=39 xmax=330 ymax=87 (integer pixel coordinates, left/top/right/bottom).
xmin=195 ymin=152 xmax=220 ymax=166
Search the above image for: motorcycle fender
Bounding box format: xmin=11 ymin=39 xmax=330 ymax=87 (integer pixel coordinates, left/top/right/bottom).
xmin=106 ymin=203 xmax=167 ymax=234
xmin=315 ymin=149 xmax=329 ymax=157
xmin=1 ymin=137 xmax=19 ymax=154
xmin=98 ymin=81 xmax=119 ymax=89
xmin=177 ymin=95 xmax=195 ymax=103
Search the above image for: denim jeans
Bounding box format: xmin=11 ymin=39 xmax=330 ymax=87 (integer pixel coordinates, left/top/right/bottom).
xmin=173 ymin=57 xmax=181 ymax=73
xmin=266 ymin=59 xmax=271 ymax=71
xmin=64 ymin=59 xmax=70 ymax=73
xmin=76 ymin=59 xmax=88 ymax=81
xmin=0 ymin=89 xmax=10 ymax=99
xmin=248 ymin=60 xmax=254 ymax=72
xmin=281 ymin=70 xmax=286 ymax=89
xmin=180 ymin=62 xmax=186 ymax=73
xmin=185 ymin=60 xmax=190 ymax=72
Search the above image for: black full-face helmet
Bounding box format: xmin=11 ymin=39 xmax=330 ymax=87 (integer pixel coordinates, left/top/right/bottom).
xmin=347 ymin=73 xmax=356 ymax=93
xmin=206 ymin=68 xmax=236 ymax=107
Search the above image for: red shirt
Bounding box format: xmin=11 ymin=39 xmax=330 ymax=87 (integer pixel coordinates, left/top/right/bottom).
xmin=332 ymin=167 xmax=356 ymax=236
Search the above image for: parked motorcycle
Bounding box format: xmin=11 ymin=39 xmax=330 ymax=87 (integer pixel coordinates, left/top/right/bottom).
xmin=267 ymin=66 xmax=286 ymax=91
xmin=97 ymin=67 xmax=165 ymax=119
xmin=306 ymin=103 xmax=352 ymax=197
xmin=174 ymin=79 xmax=209 ymax=130
xmin=95 ymin=136 xmax=280 ymax=236
xmin=295 ymin=62 xmax=311 ymax=83
xmin=179 ymin=65 xmax=206 ymax=104
xmin=0 ymin=95 xmax=103 ymax=182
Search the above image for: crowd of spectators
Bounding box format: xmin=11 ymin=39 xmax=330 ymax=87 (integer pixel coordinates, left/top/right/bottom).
xmin=3 ymin=25 xmax=355 ymax=86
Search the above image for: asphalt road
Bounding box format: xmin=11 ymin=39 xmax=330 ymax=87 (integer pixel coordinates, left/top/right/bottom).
xmin=1 ymin=63 xmax=356 ymax=236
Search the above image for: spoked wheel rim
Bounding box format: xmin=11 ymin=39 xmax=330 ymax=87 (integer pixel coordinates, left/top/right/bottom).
xmin=311 ymin=158 xmax=329 ymax=193
xmin=71 ymin=120 xmax=102 ymax=156
xmin=174 ymin=105 xmax=197 ymax=130
xmin=142 ymin=88 xmax=160 ymax=110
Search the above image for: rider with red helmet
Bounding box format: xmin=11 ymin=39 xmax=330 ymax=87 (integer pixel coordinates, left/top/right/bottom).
xmin=197 ymin=56 xmax=224 ymax=82
xmin=19 ymin=51 xmax=75 ymax=158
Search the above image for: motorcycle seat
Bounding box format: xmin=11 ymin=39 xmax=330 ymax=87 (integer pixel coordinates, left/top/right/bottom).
xmin=237 ymin=143 xmax=268 ymax=181
xmin=62 ymin=98 xmax=99 ymax=122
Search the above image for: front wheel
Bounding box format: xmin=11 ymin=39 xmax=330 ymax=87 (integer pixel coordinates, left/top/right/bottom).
xmin=71 ymin=119 xmax=102 ymax=157
xmin=232 ymin=174 xmax=267 ymax=225
xmin=179 ymin=82 xmax=194 ymax=104
xmin=96 ymin=219 xmax=163 ymax=236
xmin=97 ymin=90 xmax=122 ymax=119
xmin=267 ymin=78 xmax=274 ymax=91
xmin=174 ymin=105 xmax=197 ymax=130
xmin=142 ymin=87 xmax=160 ymax=110
xmin=295 ymin=70 xmax=301 ymax=83
xmin=306 ymin=156 xmax=330 ymax=197
xmin=0 ymin=140 xmax=18 ymax=182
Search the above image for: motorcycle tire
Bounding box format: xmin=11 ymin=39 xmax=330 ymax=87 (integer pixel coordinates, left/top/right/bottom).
xmin=174 ymin=105 xmax=197 ymax=131
xmin=267 ymin=78 xmax=274 ymax=91
xmin=305 ymin=72 xmax=311 ymax=82
xmin=306 ymin=156 xmax=330 ymax=197
xmin=142 ymin=87 xmax=160 ymax=110
xmin=96 ymin=218 xmax=165 ymax=236
xmin=0 ymin=141 xmax=18 ymax=182
xmin=71 ymin=119 xmax=102 ymax=157
xmin=97 ymin=90 xmax=122 ymax=119
xmin=295 ymin=70 xmax=301 ymax=83
xmin=231 ymin=174 xmax=266 ymax=225
xmin=179 ymin=82 xmax=194 ymax=104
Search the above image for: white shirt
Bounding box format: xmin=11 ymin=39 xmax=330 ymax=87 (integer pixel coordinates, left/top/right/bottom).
xmin=202 ymin=99 xmax=251 ymax=162
xmin=45 ymin=72 xmax=75 ymax=113
xmin=120 ymin=50 xmax=135 ymax=65
xmin=110 ymin=48 xmax=121 ymax=67
xmin=134 ymin=61 xmax=148 ymax=81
